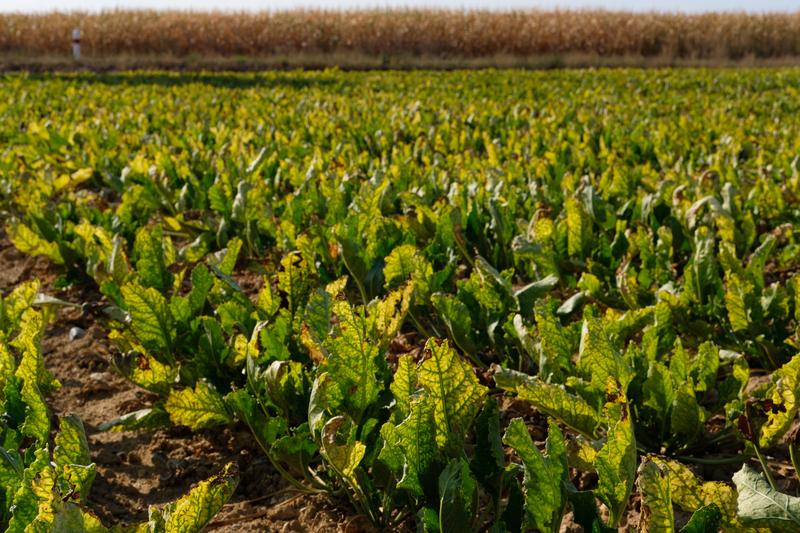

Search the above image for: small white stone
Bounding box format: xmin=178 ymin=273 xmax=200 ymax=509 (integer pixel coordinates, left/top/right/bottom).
xmin=69 ymin=326 xmax=86 ymax=341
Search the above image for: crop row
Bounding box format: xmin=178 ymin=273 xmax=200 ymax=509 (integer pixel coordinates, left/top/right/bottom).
xmin=2 ymin=69 xmax=800 ymax=531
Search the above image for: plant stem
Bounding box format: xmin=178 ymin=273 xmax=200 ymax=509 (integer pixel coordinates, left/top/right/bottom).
xmin=754 ymin=445 xmax=779 ymax=491
xmin=675 ymin=454 xmax=745 ymax=465
xmin=790 ymin=443 xmax=800 ymax=483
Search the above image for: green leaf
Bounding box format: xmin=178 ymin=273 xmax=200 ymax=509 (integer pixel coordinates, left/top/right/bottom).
xmin=263 ymin=360 xmax=309 ymax=426
xmin=470 ymin=398 xmax=505 ymax=491
xmin=188 ymin=264 xmax=213 ymax=314
xmin=567 ymin=487 xmax=615 ymax=533
xmin=595 ymin=385 xmax=637 ymax=527
xmin=54 ymin=415 xmax=91 ymax=468
xmin=431 ymin=293 xmax=478 ymax=356
xmin=390 ymin=354 xmax=419 ymax=423
xmin=725 ymin=273 xmax=752 ymax=332
xmin=418 ymin=339 xmax=487 ymax=450
xmin=226 ymin=388 xmax=285 ymax=451
xmin=679 ymin=504 xmax=722 ymax=533
xmin=437 ymin=459 xmax=478 ymax=532
xmin=733 ymin=464 xmax=800 ymax=532
xmin=493 ymin=366 xmax=600 ymax=438
xmin=165 ymin=381 xmax=232 ymax=430
xmin=515 ymin=274 xmax=559 ymax=317
xmin=97 ymin=405 xmax=170 ymax=432
xmin=503 ymin=418 xmax=568 ymax=533
xmin=384 ymin=396 xmax=440 ymax=500
xmin=637 ymin=457 xmax=674 ymax=533
xmin=133 ymin=224 xmax=173 ymax=291
xmin=121 ymin=282 xmax=174 ymax=356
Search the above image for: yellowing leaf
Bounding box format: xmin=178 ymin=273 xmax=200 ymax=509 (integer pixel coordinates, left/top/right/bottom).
xmin=595 ymin=384 xmax=637 ymax=527
xmin=759 ymin=353 xmax=800 ymax=449
xmin=121 ymin=282 xmax=174 ymax=356
xmin=419 ymin=339 xmax=487 ymax=450
xmin=7 ymin=222 xmax=63 ymax=264
xmin=579 ymin=318 xmax=632 ymax=392
xmin=160 ymin=462 xmax=239 ymax=532
xmin=653 ymin=458 xmax=742 ymax=530
xmin=166 ymin=381 xmax=232 ymax=430
xmin=494 ymin=366 xmax=600 ymax=438
xmin=320 ymin=416 xmax=366 ymax=485
xmin=637 ymin=457 xmax=675 ymax=533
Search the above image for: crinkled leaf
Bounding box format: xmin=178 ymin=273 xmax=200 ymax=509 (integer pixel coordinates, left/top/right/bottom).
xmin=759 ymin=353 xmax=800 ymax=449
xmin=160 ymin=462 xmax=239 ymax=533
xmin=321 ymin=301 xmax=381 ymax=419
xmin=493 ymin=366 xmax=600 ymax=438
xmin=7 ymin=222 xmax=63 ymax=264
xmin=670 ymin=381 xmax=704 ymax=443
xmin=502 ymin=418 xmax=568 ymax=533
xmin=391 ymin=354 xmax=418 ymax=423
xmin=386 ymin=396 xmax=440 ymax=500
xmin=13 ymin=311 xmax=50 ymax=443
xmin=534 ymin=299 xmax=574 ymax=375
xmin=54 ymin=415 xmax=91 ymax=468
xmin=637 ymin=457 xmax=674 ymax=533
xmin=595 ymin=385 xmax=637 ymax=527
xmin=419 ymin=339 xmax=487 ymax=450
xmin=320 ymin=416 xmax=365 ymax=484
xmin=165 ymin=381 xmax=231 ymax=430
xmin=652 ymin=458 xmax=740 ymax=529
xmin=121 ymin=282 xmax=174 ymax=356
xmin=133 ymin=224 xmax=173 ymax=291
xmin=579 ymin=318 xmax=632 ymax=392
xmin=725 ymin=274 xmax=752 ymax=332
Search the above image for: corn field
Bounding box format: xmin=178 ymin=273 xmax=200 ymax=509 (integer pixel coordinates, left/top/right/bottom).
xmin=2 ymin=9 xmax=800 ymax=60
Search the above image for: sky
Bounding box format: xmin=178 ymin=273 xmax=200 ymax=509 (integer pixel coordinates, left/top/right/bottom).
xmin=1 ymin=0 xmax=799 ymax=13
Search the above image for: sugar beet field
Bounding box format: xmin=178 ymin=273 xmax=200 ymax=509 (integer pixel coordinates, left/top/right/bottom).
xmin=2 ymin=69 xmax=800 ymax=532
